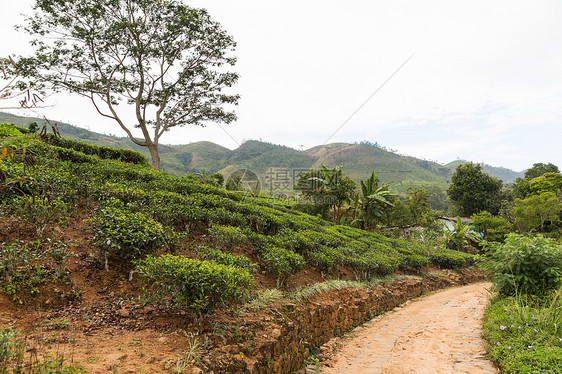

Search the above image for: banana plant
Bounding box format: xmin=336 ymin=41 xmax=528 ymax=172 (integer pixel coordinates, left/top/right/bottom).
xmin=443 ymin=216 xmax=481 ymax=250
xmin=356 ymin=171 xmax=395 ymax=229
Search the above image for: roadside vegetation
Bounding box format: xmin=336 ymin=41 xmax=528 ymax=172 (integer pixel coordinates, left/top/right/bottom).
xmin=481 ymin=234 xmax=562 ymax=373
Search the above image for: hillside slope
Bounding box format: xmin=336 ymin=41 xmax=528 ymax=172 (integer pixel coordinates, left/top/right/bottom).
xmin=0 ymin=122 xmax=479 ymax=373
xmin=445 ymin=159 xmax=524 ymax=183
xmin=0 ymin=113 xmax=452 ymax=190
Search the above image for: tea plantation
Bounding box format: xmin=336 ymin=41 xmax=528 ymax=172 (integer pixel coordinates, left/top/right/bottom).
xmin=0 ymin=123 xmax=474 ymax=317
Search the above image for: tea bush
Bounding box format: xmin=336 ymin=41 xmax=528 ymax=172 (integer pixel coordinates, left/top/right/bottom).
xmin=198 ymin=246 xmax=257 ymax=272
xmin=1 ymin=128 xmax=478 ymax=288
xmin=481 ymin=234 xmax=562 ymax=296
xmin=89 ymin=206 xmax=171 ymax=266
xmin=208 ymin=225 xmax=249 ymax=248
xmin=8 ymin=196 xmax=70 ymax=237
xmin=261 ymin=246 xmax=305 ymax=286
xmin=429 ymin=249 xmax=475 ymax=269
xmin=42 ymin=134 xmax=148 ymax=165
xmin=135 ymin=254 xmax=254 ymax=316
xmin=0 ymin=240 xmax=69 ymax=298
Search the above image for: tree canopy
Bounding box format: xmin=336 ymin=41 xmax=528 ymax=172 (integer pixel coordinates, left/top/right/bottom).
xmin=446 ymin=162 xmax=503 ymax=216
xmin=294 ymin=165 xmax=356 ymax=224
xmin=18 ymin=0 xmax=239 ymax=170
xmin=524 ymin=162 xmax=560 ymax=180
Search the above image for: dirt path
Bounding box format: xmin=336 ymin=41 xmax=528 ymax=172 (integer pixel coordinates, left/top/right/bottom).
xmin=320 ymin=282 xmax=497 ymax=374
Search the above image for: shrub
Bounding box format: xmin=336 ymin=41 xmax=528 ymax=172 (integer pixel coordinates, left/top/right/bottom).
xmin=261 ymin=246 xmax=305 ymax=287
xmin=42 ymin=134 xmax=148 ymax=165
xmin=308 ymin=248 xmax=340 ymax=274
xmin=397 ymin=249 xmax=430 ymax=270
xmin=89 ymin=206 xmax=170 ymax=268
xmin=0 ymin=327 xmax=24 ymax=372
xmin=481 ymin=234 xmax=562 ymax=296
xmin=0 ymin=240 xmax=69 ymax=299
xmin=8 ymin=196 xmax=70 ymax=237
xmin=198 ymin=246 xmax=257 ymax=272
xmin=343 ymin=248 xmax=401 ymax=279
xmin=208 ymin=225 xmax=249 ymax=248
xmin=471 ymin=211 xmax=514 ymax=242
xmin=429 ymin=248 xmax=475 ymax=269
xmin=135 ymin=254 xmax=254 ymax=316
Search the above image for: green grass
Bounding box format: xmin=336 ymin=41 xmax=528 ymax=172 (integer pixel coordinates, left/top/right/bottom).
xmin=483 ymin=291 xmax=562 ymax=373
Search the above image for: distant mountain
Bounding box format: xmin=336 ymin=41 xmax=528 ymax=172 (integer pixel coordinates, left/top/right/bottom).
xmin=2 ymin=112 xmax=452 ymax=191
xmin=444 ymin=160 xmax=524 ymax=184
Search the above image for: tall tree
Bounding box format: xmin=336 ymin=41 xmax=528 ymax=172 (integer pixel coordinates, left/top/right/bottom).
xmin=512 ymin=192 xmax=562 ymax=233
xmin=513 ymin=163 xmax=560 ymax=198
xmin=529 ymin=172 xmax=562 ymax=195
xmin=18 ymin=0 xmax=239 ymax=170
xmin=524 ymin=162 xmax=560 ymax=180
xmin=447 ymin=162 xmax=503 ymax=216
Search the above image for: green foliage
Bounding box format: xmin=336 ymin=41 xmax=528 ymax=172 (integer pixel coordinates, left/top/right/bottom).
xmin=0 ymin=124 xmax=35 ymax=152
xmin=1 ymin=130 xmax=471 ymax=288
xmin=0 ymin=327 xmax=24 ymax=373
xmin=524 ymin=162 xmax=560 ymax=180
xmin=43 ymin=135 xmax=148 ymax=165
xmin=342 ymin=246 xmax=401 ymax=279
xmin=424 ymin=184 xmax=449 ymax=211
xmin=512 ymin=192 xmax=562 ymax=233
xmin=429 ymin=248 xmax=476 ymax=269
xmin=208 ymin=225 xmax=249 ymax=247
xmin=136 ymin=254 xmax=254 ymax=316
xmin=294 ymin=165 xmax=357 ymax=224
xmin=481 ymin=234 xmax=562 ymax=296
xmin=447 ymin=162 xmax=503 ymax=216
xmin=198 ymin=246 xmax=257 ymax=272
xmin=89 ymin=206 xmax=171 ymax=265
xmin=261 ymin=246 xmax=305 ymax=287
xmin=471 ymin=211 xmax=514 ymax=242
xmin=355 ymin=171 xmax=395 ymax=229
xmin=0 ymin=240 xmax=69 ymax=298
xmin=7 ymin=196 xmax=70 ymax=237
xmin=529 ymin=172 xmax=562 ymax=195
xmin=483 ymin=293 xmax=562 ymax=374
xmin=0 ymin=124 xmax=24 ymax=139
xmin=396 ymin=248 xmax=430 ymax=270
xmin=442 ymin=216 xmax=481 ymax=250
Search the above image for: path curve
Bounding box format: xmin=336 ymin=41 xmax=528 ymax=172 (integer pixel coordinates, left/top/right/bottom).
xmin=320 ymin=282 xmax=497 ymax=374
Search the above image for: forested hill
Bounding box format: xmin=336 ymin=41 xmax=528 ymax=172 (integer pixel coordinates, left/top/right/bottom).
xmin=445 ymin=160 xmax=524 ymax=184
xmin=1 ymin=111 xmax=456 ymax=190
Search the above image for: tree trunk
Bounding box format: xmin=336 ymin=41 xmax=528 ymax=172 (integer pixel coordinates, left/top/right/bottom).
xmin=148 ymin=143 xmax=160 ymax=171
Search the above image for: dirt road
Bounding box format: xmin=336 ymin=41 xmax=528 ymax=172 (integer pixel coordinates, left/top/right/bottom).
xmin=320 ymin=282 xmax=497 ymax=374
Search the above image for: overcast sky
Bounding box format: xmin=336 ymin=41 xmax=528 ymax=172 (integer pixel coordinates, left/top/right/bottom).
xmin=2 ymin=0 xmax=561 ymax=171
